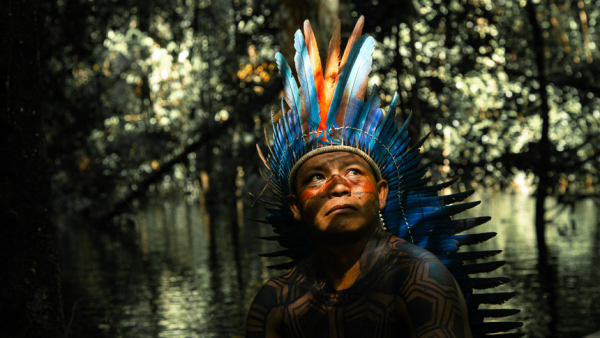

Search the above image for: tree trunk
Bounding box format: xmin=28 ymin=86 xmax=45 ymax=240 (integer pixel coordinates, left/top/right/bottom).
xmin=0 ymin=0 xmax=65 ymax=337
xmin=527 ymin=0 xmax=550 ymax=264
xmin=406 ymin=2 xmax=422 ymax=144
xmin=279 ymin=0 xmax=339 ymax=64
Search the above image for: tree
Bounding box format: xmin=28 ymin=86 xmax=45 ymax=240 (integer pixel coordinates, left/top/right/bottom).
xmin=39 ymin=0 xmax=282 ymax=222
xmin=347 ymin=0 xmax=600 ymax=195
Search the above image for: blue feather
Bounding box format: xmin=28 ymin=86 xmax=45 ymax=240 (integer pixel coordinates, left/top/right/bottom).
xmin=270 ymin=111 xmax=283 ymax=156
xmin=372 ymin=99 xmax=398 ymax=142
xmin=358 ymin=95 xmax=381 ymax=149
xmin=327 ymin=36 xmax=375 ymax=129
xmin=341 ymin=98 xmax=364 ymax=144
xmin=348 ymin=90 xmax=374 ymax=144
xmin=353 ymin=86 xmax=379 ymax=146
xmin=363 ymin=105 xmax=384 ymax=154
xmin=290 ymin=106 xmax=303 ymax=159
xmin=294 ymin=30 xmax=320 ymax=133
xmin=281 ymin=99 xmax=294 ymax=148
xmin=275 ymin=52 xmax=302 ymax=121
xmin=388 ymin=92 xmax=399 ymax=115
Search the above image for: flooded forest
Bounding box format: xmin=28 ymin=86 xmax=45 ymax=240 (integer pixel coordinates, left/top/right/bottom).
xmin=3 ymin=0 xmax=600 ymax=337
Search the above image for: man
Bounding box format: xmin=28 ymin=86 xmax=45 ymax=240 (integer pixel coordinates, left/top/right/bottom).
xmin=247 ymin=151 xmax=472 ymax=337
xmin=246 ymin=16 xmax=520 ymax=338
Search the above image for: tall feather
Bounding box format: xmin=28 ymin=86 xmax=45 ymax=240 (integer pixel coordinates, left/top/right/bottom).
xmin=294 ymin=30 xmax=321 ymax=133
xmin=351 ymin=85 xmax=378 ymax=144
xmin=339 ymin=15 xmax=364 ymax=75
xmin=256 ymin=144 xmax=270 ymax=170
xmin=281 ymin=99 xmax=294 ymax=147
xmin=303 ymin=21 xmax=327 ymax=131
xmin=275 ymin=52 xmax=302 ymax=124
xmin=323 ymin=21 xmax=341 ymax=129
xmin=329 ymin=35 xmax=375 ymax=127
xmin=341 ymin=97 xmax=365 ymax=143
xmin=358 ymin=88 xmax=382 ymax=149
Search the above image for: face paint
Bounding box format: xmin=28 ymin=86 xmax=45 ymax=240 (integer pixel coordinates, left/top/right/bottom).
xmin=298 ymin=186 xmax=325 ymax=206
xmin=289 ymin=152 xmax=387 ymax=236
xmin=297 ymin=174 xmax=376 ymax=207
xmin=353 ymin=179 xmax=376 ymax=194
xmin=297 ymin=175 xmax=344 ymax=206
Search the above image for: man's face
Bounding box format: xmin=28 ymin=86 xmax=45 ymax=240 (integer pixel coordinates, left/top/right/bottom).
xmin=287 ymin=152 xmax=388 ymax=241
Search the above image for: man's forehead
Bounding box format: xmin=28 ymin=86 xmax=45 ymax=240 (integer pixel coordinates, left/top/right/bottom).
xmin=298 ymin=152 xmax=371 ymax=172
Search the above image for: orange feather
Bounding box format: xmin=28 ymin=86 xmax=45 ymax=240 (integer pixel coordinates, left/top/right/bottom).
xmin=303 ymin=21 xmax=327 ymax=130
xmin=338 ymin=15 xmax=364 ymax=77
xmin=256 ymin=144 xmax=271 ymax=170
xmin=323 ymin=20 xmax=341 ymax=123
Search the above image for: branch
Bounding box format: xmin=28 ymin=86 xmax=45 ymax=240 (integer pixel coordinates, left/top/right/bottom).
xmin=91 ymin=80 xmax=280 ymax=226
xmin=92 ymin=118 xmax=233 ymax=226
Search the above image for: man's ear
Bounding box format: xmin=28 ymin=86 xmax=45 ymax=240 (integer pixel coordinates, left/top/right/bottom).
xmin=287 ymin=194 xmax=302 ymax=221
xmin=376 ymin=179 xmax=389 ymax=211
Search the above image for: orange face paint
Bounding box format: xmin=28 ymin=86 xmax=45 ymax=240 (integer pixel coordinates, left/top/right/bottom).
xmin=297 ymin=175 xmax=376 ymax=206
xmin=297 ymin=175 xmax=344 ymax=205
xmin=298 ymin=185 xmax=326 ymax=205
xmin=355 ymin=179 xmax=376 ymax=193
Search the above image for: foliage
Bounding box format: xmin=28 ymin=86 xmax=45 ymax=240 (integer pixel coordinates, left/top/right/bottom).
xmin=355 ymin=0 xmax=600 ymax=194
xmin=41 ymin=0 xmax=280 ymax=219
xmin=39 ymin=0 xmax=600 ymax=221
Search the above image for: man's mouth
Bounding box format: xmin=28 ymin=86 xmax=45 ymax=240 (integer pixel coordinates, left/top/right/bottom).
xmin=326 ymin=204 xmax=356 ymax=216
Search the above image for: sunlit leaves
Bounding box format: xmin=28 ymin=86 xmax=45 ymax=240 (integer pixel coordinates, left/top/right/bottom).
xmin=41 ymin=0 xmax=280 ymax=216
xmin=42 ymin=0 xmax=600 ymax=217
xmin=363 ymin=0 xmax=600 ymax=192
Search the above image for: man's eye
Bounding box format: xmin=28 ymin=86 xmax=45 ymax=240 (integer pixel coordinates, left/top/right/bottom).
xmin=310 ymin=174 xmax=325 ymax=181
xmin=347 ymin=169 xmax=360 ymax=176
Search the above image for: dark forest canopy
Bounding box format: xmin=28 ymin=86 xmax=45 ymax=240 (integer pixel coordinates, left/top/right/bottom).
xmin=37 ymin=0 xmax=600 ymax=223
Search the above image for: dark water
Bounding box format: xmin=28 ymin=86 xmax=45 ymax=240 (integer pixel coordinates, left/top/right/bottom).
xmin=59 ymin=191 xmax=600 ymax=338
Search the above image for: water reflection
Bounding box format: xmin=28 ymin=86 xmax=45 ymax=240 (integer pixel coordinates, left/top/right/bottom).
xmin=461 ymin=191 xmax=600 ymax=338
xmin=59 ymin=191 xmax=600 ymax=337
xmin=60 ymin=199 xmax=281 ymax=337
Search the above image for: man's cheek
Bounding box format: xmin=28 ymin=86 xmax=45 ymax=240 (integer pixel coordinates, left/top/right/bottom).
xmin=297 ymin=202 xmax=321 ymax=227
xmin=296 ymin=190 xmax=324 ymax=221
xmin=351 ymin=180 xmax=377 ymax=198
xmin=360 ymin=180 xmax=376 ymax=193
xmin=298 ymin=188 xmax=325 ymax=206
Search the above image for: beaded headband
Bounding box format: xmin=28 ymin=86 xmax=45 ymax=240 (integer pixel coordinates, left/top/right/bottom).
xmin=288 ymin=145 xmax=382 ymax=193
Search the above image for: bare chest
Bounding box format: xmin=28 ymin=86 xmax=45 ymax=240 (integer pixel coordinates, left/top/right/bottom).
xmin=277 ymin=285 xmax=412 ymax=338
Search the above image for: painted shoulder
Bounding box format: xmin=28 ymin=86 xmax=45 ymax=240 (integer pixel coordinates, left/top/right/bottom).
xmin=383 ymin=232 xmax=442 ymax=263
xmin=254 ymin=256 xmax=316 ymax=308
xmin=383 ymin=233 xmax=458 ymax=290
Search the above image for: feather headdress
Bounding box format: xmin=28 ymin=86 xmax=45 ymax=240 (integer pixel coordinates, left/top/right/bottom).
xmin=256 ymin=17 xmax=523 ymax=337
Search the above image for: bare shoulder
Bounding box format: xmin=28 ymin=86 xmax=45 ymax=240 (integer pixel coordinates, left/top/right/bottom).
xmin=384 ymin=234 xmax=472 ymax=337
xmin=385 ymin=234 xmax=455 ymax=285
xmin=249 ymin=264 xmax=304 ymax=311
xmin=386 ymin=233 xmax=442 ymax=263
xmin=246 ymin=260 xmax=314 ymax=337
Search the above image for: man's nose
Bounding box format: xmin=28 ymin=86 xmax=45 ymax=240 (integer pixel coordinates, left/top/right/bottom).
xmin=327 ymin=175 xmax=351 ymax=197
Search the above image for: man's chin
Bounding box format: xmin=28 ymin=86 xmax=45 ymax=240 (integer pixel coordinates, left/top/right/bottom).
xmin=310 ymin=221 xmax=374 ymax=242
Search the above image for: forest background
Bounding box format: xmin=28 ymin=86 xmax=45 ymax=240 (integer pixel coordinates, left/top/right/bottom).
xmin=2 ymin=0 xmax=600 ymax=337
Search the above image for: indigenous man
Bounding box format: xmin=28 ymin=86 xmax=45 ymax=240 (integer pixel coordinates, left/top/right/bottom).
xmin=247 ymin=150 xmax=472 ymax=337
xmin=246 ymin=16 xmax=520 ymax=338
